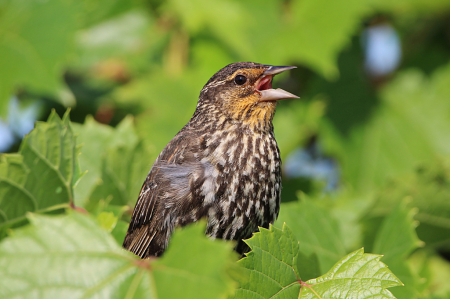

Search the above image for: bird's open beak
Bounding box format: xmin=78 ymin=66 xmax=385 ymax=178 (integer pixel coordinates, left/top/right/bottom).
xmin=257 ymin=65 xmax=299 ymax=102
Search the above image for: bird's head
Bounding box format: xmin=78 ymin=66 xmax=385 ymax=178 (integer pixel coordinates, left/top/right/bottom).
xmin=197 ymin=62 xmax=299 ymax=132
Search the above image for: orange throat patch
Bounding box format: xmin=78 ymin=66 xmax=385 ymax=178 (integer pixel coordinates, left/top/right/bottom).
xmin=228 ymin=94 xmax=277 ymax=132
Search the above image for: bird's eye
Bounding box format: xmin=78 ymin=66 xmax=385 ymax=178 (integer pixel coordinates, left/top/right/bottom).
xmin=234 ymin=75 xmax=247 ymax=85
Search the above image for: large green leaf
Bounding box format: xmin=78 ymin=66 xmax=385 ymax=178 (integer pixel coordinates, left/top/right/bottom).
xmin=372 ymin=200 xmax=423 ymax=299
xmin=72 ymin=116 xmax=151 ymax=209
xmin=0 ymin=0 xmax=79 ymax=113
xmin=373 ymin=200 xmax=422 ymax=263
xmin=0 ymin=212 xmax=236 ymax=299
xmin=369 ymin=0 xmax=450 ymax=14
xmin=371 ymin=159 xmax=450 ymax=248
xmin=163 ymin=0 xmax=367 ymax=79
xmin=273 ymin=98 xmax=326 ymax=160
xmin=285 ymin=0 xmax=368 ymax=79
xmin=74 ymin=9 xmax=156 ymax=72
xmin=236 ymin=224 xmax=302 ymax=298
xmin=302 ymin=248 xmax=402 ymax=299
xmin=0 ymin=154 xmax=33 ymax=225
xmin=325 ymin=63 xmax=450 ymax=192
xmin=235 ymin=224 xmax=402 ymax=299
xmin=112 ymin=69 xmax=201 ymax=163
xmin=421 ymin=254 xmax=450 ymax=298
xmin=0 ymin=111 xmax=79 ymax=231
xmin=152 ymin=222 xmax=237 ymax=299
xmin=275 ymin=198 xmax=347 ymax=275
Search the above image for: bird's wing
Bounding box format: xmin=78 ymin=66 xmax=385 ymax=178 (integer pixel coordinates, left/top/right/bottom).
xmin=123 ymin=137 xmax=215 ymax=257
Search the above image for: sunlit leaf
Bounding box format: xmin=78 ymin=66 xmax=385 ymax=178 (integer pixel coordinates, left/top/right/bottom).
xmin=235 ymin=224 xmax=402 ymax=299
xmin=236 ymin=224 xmax=302 ymax=298
xmin=0 ymin=111 xmax=79 ymax=232
xmin=302 ymin=249 xmax=402 ymax=299
xmin=112 ymin=69 xmax=200 ymax=162
xmin=326 ymin=63 xmax=450 ymax=192
xmin=275 ymin=198 xmax=347 ymax=275
xmin=372 ymin=200 xmax=423 ymax=298
xmin=72 ymin=116 xmax=151 ymax=209
xmin=372 ymin=159 xmax=450 ymax=247
xmin=153 ymin=222 xmax=236 ymax=299
xmin=0 ymin=0 xmax=79 ymax=113
xmin=0 ymin=212 xmax=236 ymax=299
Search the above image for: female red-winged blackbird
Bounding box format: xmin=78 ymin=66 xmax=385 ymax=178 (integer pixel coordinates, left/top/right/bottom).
xmin=123 ymin=62 xmax=298 ymax=258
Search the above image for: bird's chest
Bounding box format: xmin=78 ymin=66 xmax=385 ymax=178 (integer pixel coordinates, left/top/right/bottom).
xmin=199 ymin=128 xmax=281 ymax=239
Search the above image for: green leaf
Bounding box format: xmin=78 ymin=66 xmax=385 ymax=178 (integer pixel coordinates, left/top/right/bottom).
xmin=373 ymin=200 xmax=422 ymax=263
xmin=72 ymin=116 xmax=151 ymax=209
xmin=97 ymin=211 xmax=118 ymax=232
xmin=275 ymin=197 xmax=347 ymax=275
xmin=372 ymin=200 xmax=423 ymax=299
xmin=0 ymin=154 xmax=34 ymax=225
xmin=153 ymin=222 xmax=236 ymax=299
xmin=76 ymin=0 xmax=142 ymax=28
xmin=74 ymin=10 xmax=155 ymax=71
xmin=273 ymin=98 xmax=327 ymax=160
xmin=162 ymin=0 xmax=366 ymax=79
xmin=425 ymin=254 xmax=450 ymax=298
xmin=72 ymin=116 xmax=115 ymax=204
xmin=113 ymin=69 xmax=199 ymax=162
xmin=111 ymin=219 xmax=129 ymax=245
xmin=162 ymin=0 xmax=249 ymax=59
xmin=235 ymin=225 xmax=402 ymax=299
xmin=372 ymin=158 xmax=450 ymax=247
xmin=328 ymin=191 xmax=375 ymax=251
xmin=324 ymin=63 xmax=450 ymax=192
xmin=0 ymin=212 xmax=236 ymax=299
xmin=0 ymin=111 xmax=79 ymax=231
xmin=286 ymin=0 xmax=368 ymax=79
xmin=0 ymin=0 xmax=79 ymax=113
xmin=369 ymin=0 xmax=450 ymax=14
xmin=302 ymin=249 xmax=403 ymax=299
xmin=235 ymin=224 xmax=302 ymax=299
xmin=20 ymin=111 xmax=78 ymax=205
xmin=0 ymin=212 xmax=152 ymax=299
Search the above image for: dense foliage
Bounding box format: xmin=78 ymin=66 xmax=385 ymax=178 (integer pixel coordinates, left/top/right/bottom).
xmin=1 ymin=0 xmax=450 ymax=298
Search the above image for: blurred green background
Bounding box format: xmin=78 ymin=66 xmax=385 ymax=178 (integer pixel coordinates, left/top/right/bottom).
xmin=1 ymin=0 xmax=450 ymax=298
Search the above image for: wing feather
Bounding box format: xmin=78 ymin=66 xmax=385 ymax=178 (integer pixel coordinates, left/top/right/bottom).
xmin=123 ymin=136 xmax=214 ymax=258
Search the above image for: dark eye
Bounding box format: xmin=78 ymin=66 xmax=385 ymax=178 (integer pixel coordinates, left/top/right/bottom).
xmin=234 ymin=75 xmax=247 ymax=85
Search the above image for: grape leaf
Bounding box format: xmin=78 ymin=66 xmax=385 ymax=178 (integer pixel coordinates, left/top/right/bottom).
xmin=72 ymin=116 xmax=151 ymax=209
xmin=72 ymin=116 xmax=115 ymax=205
xmin=286 ymin=0 xmax=368 ymax=79
xmin=369 ymin=0 xmax=450 ymax=14
xmin=275 ymin=198 xmax=347 ymax=275
xmin=235 ymin=224 xmax=402 ymax=299
xmin=371 ymin=159 xmax=450 ymax=247
xmin=152 ymin=222 xmax=237 ymax=299
xmin=302 ymin=249 xmax=403 ymax=299
xmin=372 ymin=200 xmax=423 ymax=299
xmin=0 ymin=111 xmax=79 ymax=232
xmin=425 ymin=254 xmax=450 ymax=298
xmin=97 ymin=211 xmax=119 ymax=232
xmin=373 ymin=200 xmax=422 ymax=264
xmin=273 ymin=99 xmax=327 ymax=161
xmin=163 ymin=0 xmax=366 ymax=79
xmin=326 ymin=63 xmax=450 ymax=192
xmin=235 ymin=224 xmax=302 ymax=298
xmin=112 ymin=68 xmax=202 ymax=164
xmin=0 ymin=212 xmax=236 ymax=299
xmin=0 ymin=0 xmax=79 ymax=114
xmin=74 ymin=10 xmax=155 ymax=72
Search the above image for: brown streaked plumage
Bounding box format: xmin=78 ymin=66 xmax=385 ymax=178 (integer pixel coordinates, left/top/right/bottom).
xmin=123 ymin=62 xmax=298 ymax=258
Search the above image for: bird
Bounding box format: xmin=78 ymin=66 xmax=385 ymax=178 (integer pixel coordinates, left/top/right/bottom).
xmin=123 ymin=62 xmax=298 ymax=258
